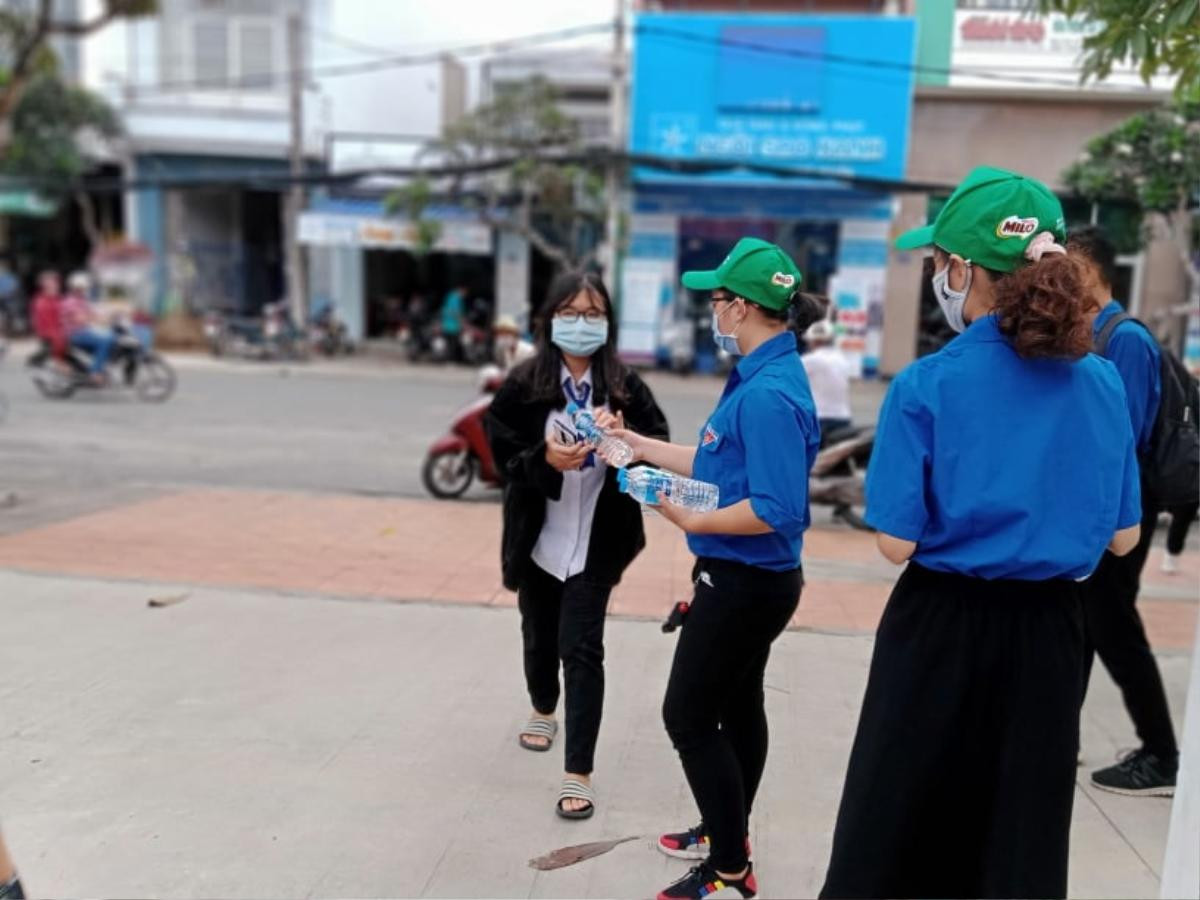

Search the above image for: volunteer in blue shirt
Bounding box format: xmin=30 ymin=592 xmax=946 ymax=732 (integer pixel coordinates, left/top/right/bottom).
xmin=820 ymin=168 xmax=1143 ymax=900
xmin=1068 ymin=226 xmax=1178 ymax=796
xmin=601 ymin=238 xmax=823 ymax=900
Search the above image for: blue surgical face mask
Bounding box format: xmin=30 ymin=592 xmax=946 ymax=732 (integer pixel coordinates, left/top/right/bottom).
xmin=711 ymin=301 xmax=745 ymax=356
xmin=551 ymin=317 xmax=609 ymax=357
xmin=931 ymin=261 xmax=973 ymax=333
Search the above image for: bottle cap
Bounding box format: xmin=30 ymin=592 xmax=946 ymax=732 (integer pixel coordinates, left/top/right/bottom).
xmin=565 ymin=401 xmax=580 ymax=415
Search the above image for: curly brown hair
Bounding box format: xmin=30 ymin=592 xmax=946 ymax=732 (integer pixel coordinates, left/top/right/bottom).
xmin=991 ymin=254 xmax=1093 ymax=360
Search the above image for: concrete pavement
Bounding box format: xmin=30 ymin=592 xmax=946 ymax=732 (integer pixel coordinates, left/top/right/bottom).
xmin=0 ymin=568 xmax=1188 ymax=899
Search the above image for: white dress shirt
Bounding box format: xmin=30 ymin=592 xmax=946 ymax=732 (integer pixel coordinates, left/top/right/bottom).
xmin=531 ymin=365 xmax=608 ymax=582
xmin=801 ymin=345 xmax=854 ymax=421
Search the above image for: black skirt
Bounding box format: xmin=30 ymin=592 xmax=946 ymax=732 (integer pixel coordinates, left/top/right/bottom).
xmin=820 ymin=563 xmax=1085 ymax=900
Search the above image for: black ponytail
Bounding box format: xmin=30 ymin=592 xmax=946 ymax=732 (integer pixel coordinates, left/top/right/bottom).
xmin=788 ymin=291 xmax=829 ymax=333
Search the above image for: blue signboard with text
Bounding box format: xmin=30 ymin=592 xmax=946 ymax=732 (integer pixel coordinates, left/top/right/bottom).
xmin=630 ymin=14 xmax=918 ymax=184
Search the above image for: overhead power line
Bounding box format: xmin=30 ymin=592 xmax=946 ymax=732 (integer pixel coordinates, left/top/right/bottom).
xmin=0 ymin=149 xmax=957 ymax=195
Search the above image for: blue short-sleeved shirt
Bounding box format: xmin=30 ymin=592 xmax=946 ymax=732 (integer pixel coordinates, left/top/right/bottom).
xmin=866 ymin=314 xmax=1141 ymax=581
xmin=1094 ymin=300 xmax=1161 ymax=453
xmin=689 ymin=331 xmax=821 ymax=571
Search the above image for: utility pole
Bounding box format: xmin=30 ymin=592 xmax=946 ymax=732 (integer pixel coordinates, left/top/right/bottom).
xmin=603 ymin=0 xmax=626 ymax=293
xmin=284 ymin=10 xmax=308 ymax=325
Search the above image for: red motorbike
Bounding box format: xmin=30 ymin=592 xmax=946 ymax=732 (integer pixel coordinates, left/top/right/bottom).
xmin=422 ymin=365 xmax=505 ymax=499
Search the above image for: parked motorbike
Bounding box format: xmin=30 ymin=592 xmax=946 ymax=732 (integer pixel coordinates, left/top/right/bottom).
xmin=809 ymin=424 xmax=875 ymax=530
xmin=205 ymin=302 xmax=309 ymax=361
xmin=28 ymin=321 xmax=176 ymax=402
xmin=421 ymin=365 xmax=505 ymax=499
xmin=309 ymin=303 xmax=354 ymax=357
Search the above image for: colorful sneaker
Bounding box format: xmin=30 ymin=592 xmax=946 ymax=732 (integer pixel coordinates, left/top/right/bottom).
xmin=1091 ymin=748 xmax=1177 ymax=797
xmin=657 ymin=862 xmax=757 ymax=900
xmin=658 ymin=823 xmax=711 ymax=860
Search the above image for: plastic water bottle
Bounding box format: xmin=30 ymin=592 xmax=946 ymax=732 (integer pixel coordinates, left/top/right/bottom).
xmin=567 ymin=402 xmax=634 ymax=468
xmin=617 ymin=466 xmax=719 ymax=513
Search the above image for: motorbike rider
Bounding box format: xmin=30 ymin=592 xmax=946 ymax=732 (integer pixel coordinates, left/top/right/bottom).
xmin=61 ymin=272 xmax=115 ymax=383
xmin=800 ymin=320 xmax=854 ymax=438
xmin=31 ymin=271 xmax=67 ymax=366
xmin=493 ymin=314 xmax=535 ymax=371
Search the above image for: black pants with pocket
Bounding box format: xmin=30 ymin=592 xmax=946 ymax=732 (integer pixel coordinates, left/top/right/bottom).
xmin=821 ymin=563 xmax=1085 ymax=900
xmin=662 ymin=558 xmax=802 ymax=874
xmin=517 ymin=563 xmax=612 ymax=775
xmin=1082 ymin=498 xmax=1178 ymax=760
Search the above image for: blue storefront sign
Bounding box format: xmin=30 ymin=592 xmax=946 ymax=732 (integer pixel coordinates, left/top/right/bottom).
xmin=630 ymin=14 xmax=918 ymax=184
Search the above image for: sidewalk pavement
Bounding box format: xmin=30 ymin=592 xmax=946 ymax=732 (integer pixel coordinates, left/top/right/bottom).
xmin=0 ymin=487 xmax=1196 ymax=897
xmin=0 ymin=488 xmax=1194 ymax=650
xmin=0 ymin=567 xmax=1190 ymax=899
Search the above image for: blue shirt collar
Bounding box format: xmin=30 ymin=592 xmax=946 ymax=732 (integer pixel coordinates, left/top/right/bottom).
xmin=949 ymin=312 xmax=1006 ymax=348
xmin=734 ymin=331 xmax=798 ymax=382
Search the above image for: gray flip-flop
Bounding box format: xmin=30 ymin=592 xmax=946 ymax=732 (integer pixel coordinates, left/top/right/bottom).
xmin=518 ymin=717 xmax=557 ymax=752
xmin=556 ymin=778 xmax=595 ymax=820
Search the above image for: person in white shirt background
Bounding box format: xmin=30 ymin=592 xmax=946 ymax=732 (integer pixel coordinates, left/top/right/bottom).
xmin=800 ymin=320 xmax=855 ymax=437
xmin=485 ymin=271 xmax=669 ymax=820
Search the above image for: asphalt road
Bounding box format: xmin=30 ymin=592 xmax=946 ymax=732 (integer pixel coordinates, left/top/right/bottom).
xmin=0 ymin=348 xmax=885 ymax=534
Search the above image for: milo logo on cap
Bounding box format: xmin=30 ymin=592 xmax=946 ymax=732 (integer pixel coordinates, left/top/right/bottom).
xmin=771 ymin=272 xmax=796 ymax=288
xmin=995 ymin=216 xmax=1039 ymax=239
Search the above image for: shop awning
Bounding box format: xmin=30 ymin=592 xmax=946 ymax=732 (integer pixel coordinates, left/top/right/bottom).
xmin=0 ymin=190 xmax=57 ymax=217
xmin=299 ymin=196 xmax=492 ymax=256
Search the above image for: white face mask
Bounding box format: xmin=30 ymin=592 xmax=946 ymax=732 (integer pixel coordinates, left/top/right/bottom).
xmin=711 ymin=301 xmax=745 ymax=356
xmin=931 ymin=261 xmax=972 ymax=333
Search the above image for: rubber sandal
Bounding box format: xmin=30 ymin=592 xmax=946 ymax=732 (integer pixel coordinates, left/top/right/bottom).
xmin=518 ymin=717 xmax=557 ymax=752
xmin=556 ymin=778 xmax=595 ymax=820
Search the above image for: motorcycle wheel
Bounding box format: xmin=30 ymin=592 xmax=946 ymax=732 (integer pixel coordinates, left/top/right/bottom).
xmin=421 ymin=449 xmax=475 ymax=499
xmin=32 ymin=366 xmax=75 ymax=399
xmin=135 ymin=354 xmax=177 ymax=402
xmin=834 ymin=505 xmax=874 ymax=532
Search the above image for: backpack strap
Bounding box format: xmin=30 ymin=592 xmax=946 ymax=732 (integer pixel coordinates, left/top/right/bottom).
xmin=1095 ymin=311 xmax=1134 ymax=357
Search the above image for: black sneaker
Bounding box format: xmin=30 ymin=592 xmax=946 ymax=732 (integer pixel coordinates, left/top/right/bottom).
xmin=658 ymin=822 xmax=752 ymax=862
xmin=1091 ymin=749 xmax=1177 ymax=797
xmin=657 ymin=862 xmax=757 ymax=900
xmin=658 ymin=822 xmax=711 ymax=860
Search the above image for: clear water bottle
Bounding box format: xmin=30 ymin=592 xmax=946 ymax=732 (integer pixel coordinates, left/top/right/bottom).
xmin=567 ymin=402 xmax=634 ymax=468
xmin=617 ymin=466 xmax=719 ymax=513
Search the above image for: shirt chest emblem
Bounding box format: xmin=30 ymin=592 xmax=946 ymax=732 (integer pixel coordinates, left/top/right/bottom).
xmin=702 ymin=424 xmax=721 ymax=447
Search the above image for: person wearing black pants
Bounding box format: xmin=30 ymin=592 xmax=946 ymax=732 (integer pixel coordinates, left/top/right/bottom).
xmin=661 ymin=560 xmax=801 ymax=876
xmin=1162 ymin=501 xmax=1198 ymax=573
xmin=1070 ymin=226 xmax=1179 ymax=795
xmin=1082 ymin=492 xmax=1179 ymax=792
xmin=821 ymin=168 xmax=1143 ymax=900
xmin=517 ymin=564 xmax=610 ymax=778
xmin=485 ymin=269 xmax=667 ymax=820
xmin=603 ymin=237 xmax=823 ymax=900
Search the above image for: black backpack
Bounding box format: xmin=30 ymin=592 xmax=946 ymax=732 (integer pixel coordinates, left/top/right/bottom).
xmin=1096 ymin=312 xmax=1200 ymax=507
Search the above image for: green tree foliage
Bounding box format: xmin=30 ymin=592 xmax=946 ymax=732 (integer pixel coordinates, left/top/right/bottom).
xmin=1040 ymin=0 xmax=1199 ymax=95
xmin=388 ymin=77 xmax=605 ymax=268
xmin=1064 ymin=96 xmax=1200 ymax=327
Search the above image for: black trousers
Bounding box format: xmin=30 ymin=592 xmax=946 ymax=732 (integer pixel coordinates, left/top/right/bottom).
xmin=1166 ymin=502 xmax=1198 ymax=555
xmin=821 ymin=563 xmax=1085 ymax=900
xmin=1082 ymin=498 xmax=1178 ymax=760
xmin=662 ymin=558 xmax=801 ymax=873
xmin=517 ymin=563 xmax=612 ymax=775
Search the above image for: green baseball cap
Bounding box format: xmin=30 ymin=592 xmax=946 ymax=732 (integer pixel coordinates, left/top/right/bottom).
xmin=681 ymin=237 xmax=803 ymax=310
xmin=895 ymin=166 xmax=1067 ymax=273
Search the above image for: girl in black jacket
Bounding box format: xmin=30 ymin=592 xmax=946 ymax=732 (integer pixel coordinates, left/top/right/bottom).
xmin=485 ymin=270 xmax=669 ymax=820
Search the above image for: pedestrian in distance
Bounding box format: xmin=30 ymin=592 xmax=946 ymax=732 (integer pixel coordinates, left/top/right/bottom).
xmin=484 ymin=269 xmax=668 ymax=821
xmin=1068 ymin=225 xmax=1181 ymax=796
xmin=599 ymin=237 xmax=824 ymax=900
xmin=820 ymin=167 xmax=1143 ymax=900
xmin=800 ymin=318 xmax=855 ymax=438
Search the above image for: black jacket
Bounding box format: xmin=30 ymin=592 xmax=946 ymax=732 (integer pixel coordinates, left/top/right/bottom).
xmin=485 ymin=362 xmax=670 ymax=591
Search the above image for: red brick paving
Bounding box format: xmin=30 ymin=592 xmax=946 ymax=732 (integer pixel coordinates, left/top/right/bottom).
xmin=0 ymin=488 xmax=1193 ymax=649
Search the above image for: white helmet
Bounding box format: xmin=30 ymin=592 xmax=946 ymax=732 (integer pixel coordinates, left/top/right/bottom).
xmin=68 ymin=271 xmax=91 ymax=293
xmin=806 ymin=320 xmax=835 ymax=343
